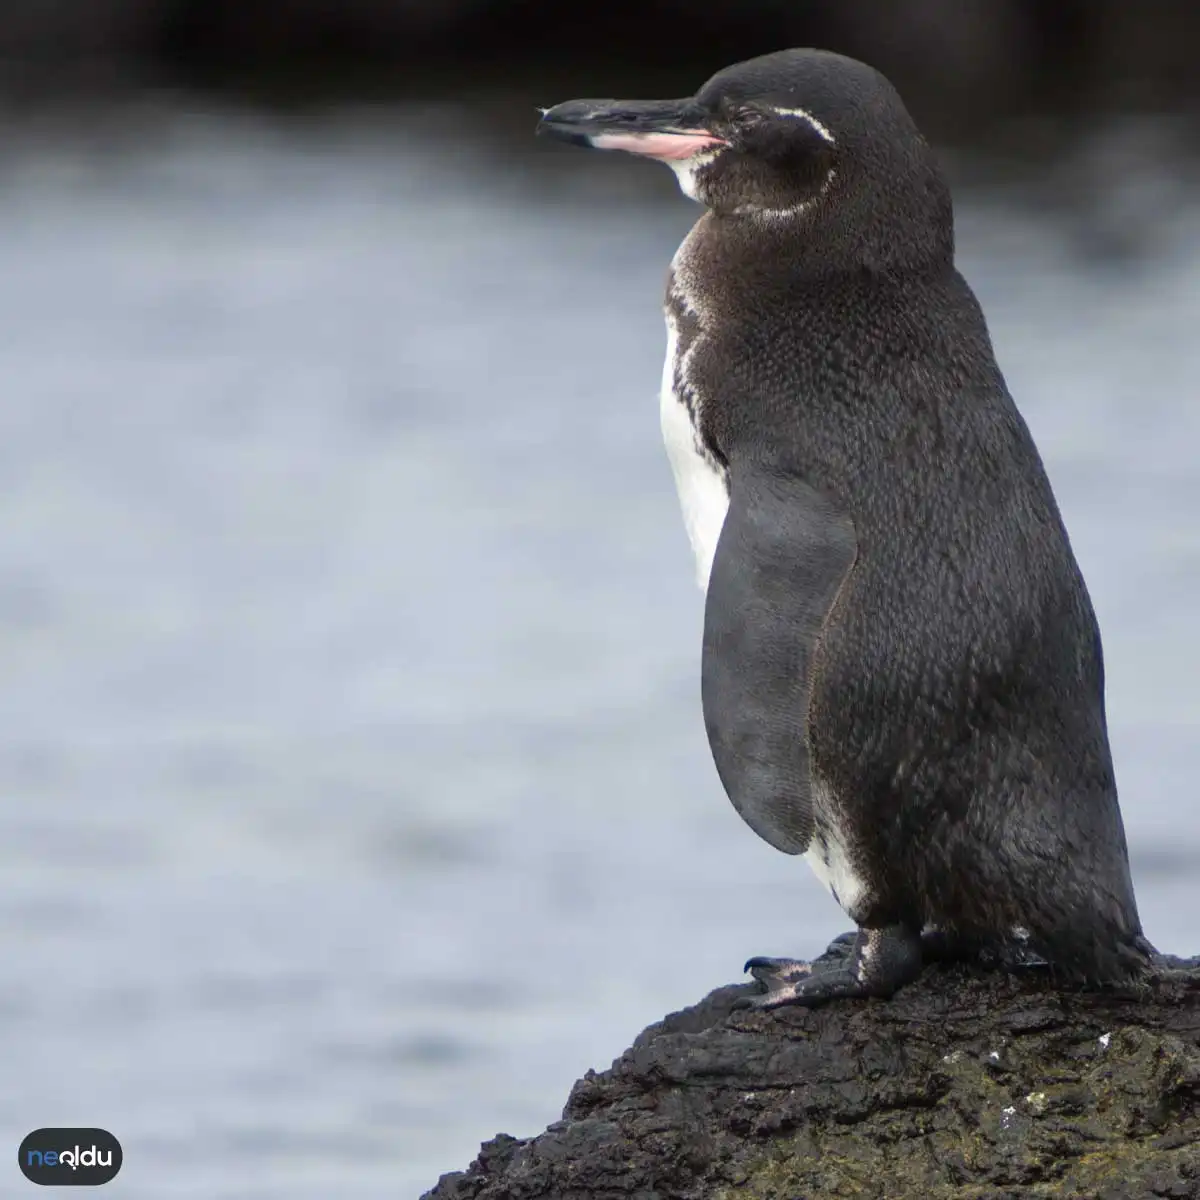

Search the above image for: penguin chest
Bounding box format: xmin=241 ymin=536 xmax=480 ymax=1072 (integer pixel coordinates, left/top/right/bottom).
xmin=659 ymin=313 xmax=730 ymax=590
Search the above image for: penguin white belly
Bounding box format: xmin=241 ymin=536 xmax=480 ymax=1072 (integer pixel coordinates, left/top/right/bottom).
xmin=803 ymin=796 xmax=868 ymax=917
xmin=659 ymin=315 xmax=730 ymax=591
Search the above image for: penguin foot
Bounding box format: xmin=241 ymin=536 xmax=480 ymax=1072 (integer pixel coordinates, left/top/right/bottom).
xmin=919 ymin=928 xmax=1050 ymax=972
xmin=735 ymin=925 xmax=922 ymax=1009
xmin=738 ymin=956 xmax=815 ymax=1005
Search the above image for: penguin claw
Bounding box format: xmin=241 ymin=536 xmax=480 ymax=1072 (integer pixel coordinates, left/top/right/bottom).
xmin=736 ymin=926 xmax=925 ymax=1009
xmin=743 ymin=955 xmax=813 ymax=984
xmin=738 ymin=966 xmax=877 ymax=1009
xmin=737 ymin=956 xmax=816 ymax=1008
xmin=741 ymin=934 xmax=856 ymax=982
xmin=743 ymin=955 xmax=810 ymax=975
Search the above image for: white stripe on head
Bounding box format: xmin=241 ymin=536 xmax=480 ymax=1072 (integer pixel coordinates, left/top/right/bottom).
xmin=765 ymin=106 xmax=836 ymax=145
xmin=733 ymin=168 xmax=837 ymax=222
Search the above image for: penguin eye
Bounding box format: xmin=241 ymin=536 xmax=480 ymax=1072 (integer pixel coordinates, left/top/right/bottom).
xmin=725 ymin=107 xmax=769 ymax=143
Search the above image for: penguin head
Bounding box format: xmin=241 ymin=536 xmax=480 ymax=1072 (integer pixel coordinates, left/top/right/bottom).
xmin=539 ymin=49 xmax=952 ymax=265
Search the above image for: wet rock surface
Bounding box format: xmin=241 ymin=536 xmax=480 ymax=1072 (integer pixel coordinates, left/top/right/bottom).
xmin=424 ymin=953 xmax=1200 ymax=1199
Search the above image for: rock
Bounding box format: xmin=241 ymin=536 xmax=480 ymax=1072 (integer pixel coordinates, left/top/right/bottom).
xmin=423 ymin=953 xmax=1200 ymax=1199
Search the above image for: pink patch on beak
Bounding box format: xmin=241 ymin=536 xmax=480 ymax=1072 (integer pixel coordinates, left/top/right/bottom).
xmin=590 ymin=131 xmax=725 ymax=160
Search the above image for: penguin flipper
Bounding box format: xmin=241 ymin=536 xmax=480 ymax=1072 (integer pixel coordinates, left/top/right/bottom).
xmin=701 ymin=464 xmax=856 ymax=855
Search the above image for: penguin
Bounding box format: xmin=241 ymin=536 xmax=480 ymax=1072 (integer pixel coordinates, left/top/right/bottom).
xmin=536 ymin=49 xmax=1151 ymax=1007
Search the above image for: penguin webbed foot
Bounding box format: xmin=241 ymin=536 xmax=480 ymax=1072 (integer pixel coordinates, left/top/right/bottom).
xmin=920 ymin=927 xmax=1051 ymax=973
xmin=734 ymin=925 xmax=922 ymax=1009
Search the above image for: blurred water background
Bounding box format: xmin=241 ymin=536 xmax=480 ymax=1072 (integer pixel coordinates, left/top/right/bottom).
xmin=0 ymin=12 xmax=1197 ymax=1198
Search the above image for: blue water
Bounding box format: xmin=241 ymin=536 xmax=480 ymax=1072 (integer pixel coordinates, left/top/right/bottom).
xmin=0 ymin=105 xmax=1195 ymax=1198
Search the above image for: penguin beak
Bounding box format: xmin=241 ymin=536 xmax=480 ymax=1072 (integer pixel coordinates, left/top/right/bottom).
xmin=536 ymin=98 xmax=725 ymax=160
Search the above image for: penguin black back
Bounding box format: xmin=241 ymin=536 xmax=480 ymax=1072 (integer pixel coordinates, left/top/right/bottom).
xmin=538 ymin=49 xmax=1150 ymax=1006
